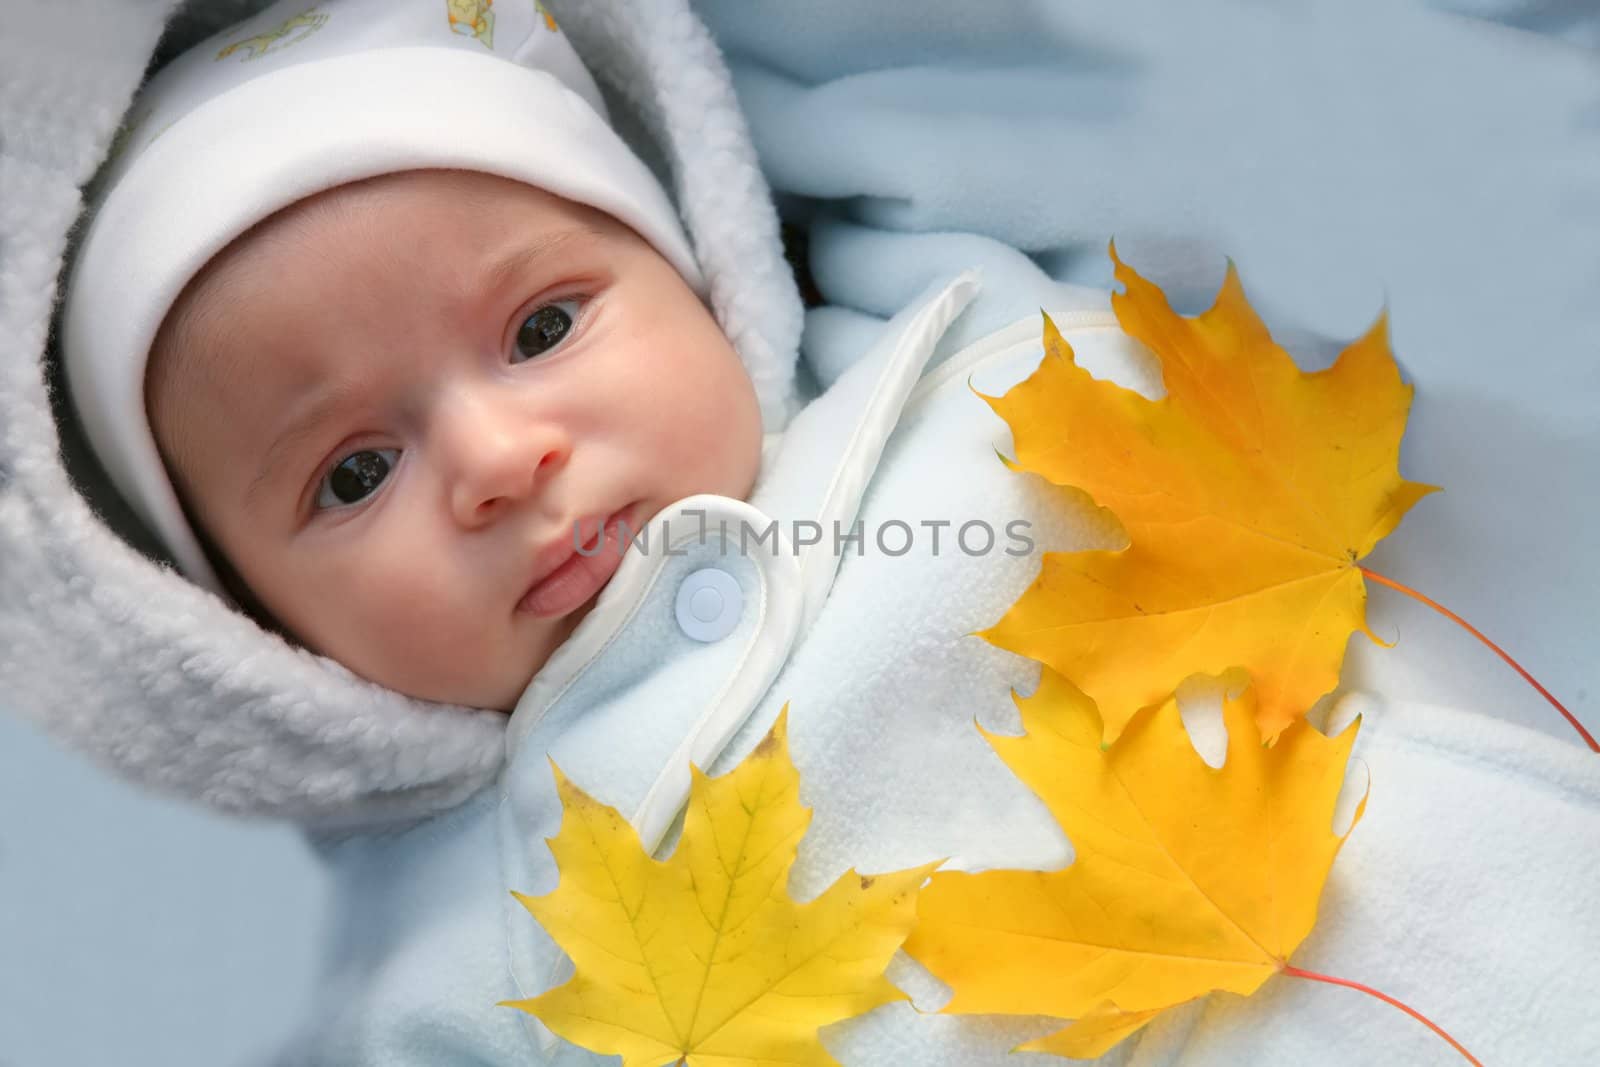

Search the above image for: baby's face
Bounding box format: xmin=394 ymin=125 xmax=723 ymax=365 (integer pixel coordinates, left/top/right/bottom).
xmin=147 ymin=169 xmax=763 ymax=710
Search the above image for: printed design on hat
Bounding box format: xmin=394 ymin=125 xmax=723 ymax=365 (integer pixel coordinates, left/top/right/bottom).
xmin=447 ymin=0 xmax=496 ymax=48
xmin=215 ymin=5 xmax=329 ymax=62
xmin=103 ymin=109 xmax=177 ymax=172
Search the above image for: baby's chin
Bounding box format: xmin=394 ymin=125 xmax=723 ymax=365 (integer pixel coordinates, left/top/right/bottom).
xmin=485 ymin=586 xmax=608 ymax=714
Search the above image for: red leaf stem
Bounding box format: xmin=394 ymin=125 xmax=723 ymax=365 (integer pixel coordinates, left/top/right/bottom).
xmin=1281 ymin=963 xmax=1483 ymax=1066
xmin=1360 ymin=566 xmax=1598 ymax=752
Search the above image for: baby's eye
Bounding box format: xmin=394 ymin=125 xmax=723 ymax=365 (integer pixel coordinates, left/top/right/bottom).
xmin=513 ymin=298 xmax=582 ymax=362
xmin=315 ymin=448 xmax=400 ymax=511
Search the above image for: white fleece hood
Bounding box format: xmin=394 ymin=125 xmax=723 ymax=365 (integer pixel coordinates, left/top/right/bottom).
xmin=0 ymin=0 xmax=802 ymax=831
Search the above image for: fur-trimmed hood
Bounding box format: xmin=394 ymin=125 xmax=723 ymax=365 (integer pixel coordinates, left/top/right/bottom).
xmin=0 ymin=0 xmax=803 ymax=832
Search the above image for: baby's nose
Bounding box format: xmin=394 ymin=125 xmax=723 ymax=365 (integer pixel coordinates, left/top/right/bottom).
xmin=444 ymin=396 xmax=571 ymax=524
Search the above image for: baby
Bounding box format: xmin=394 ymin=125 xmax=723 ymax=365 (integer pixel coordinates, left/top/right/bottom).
xmin=65 ymin=0 xmax=769 ymax=712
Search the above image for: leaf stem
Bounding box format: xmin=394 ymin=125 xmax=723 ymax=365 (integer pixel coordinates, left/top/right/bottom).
xmin=1360 ymin=566 xmax=1598 ymax=752
xmin=1281 ymin=963 xmax=1483 ymax=1066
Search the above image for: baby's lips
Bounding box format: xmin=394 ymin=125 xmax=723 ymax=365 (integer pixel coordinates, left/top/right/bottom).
xmin=517 ymin=506 xmax=636 ymax=617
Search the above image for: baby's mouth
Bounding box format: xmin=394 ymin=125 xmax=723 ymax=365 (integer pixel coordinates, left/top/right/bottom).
xmin=516 ymin=504 xmax=637 ymax=618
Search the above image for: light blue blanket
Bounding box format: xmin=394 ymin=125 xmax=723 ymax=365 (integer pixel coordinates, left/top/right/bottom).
xmin=693 ymin=0 xmax=1600 ymax=740
xmin=687 ymin=0 xmax=1600 ymax=1062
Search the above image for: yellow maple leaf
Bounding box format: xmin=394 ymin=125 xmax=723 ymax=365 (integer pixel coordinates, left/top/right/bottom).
xmin=903 ymin=670 xmax=1366 ymax=1058
xmin=503 ymin=706 xmax=939 ymax=1066
xmin=981 ymin=248 xmax=1439 ymax=743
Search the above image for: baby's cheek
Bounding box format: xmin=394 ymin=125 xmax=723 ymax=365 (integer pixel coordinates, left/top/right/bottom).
xmin=672 ymin=356 xmax=756 ymax=445
xmin=340 ymin=570 xmax=501 ymax=700
xmin=325 ymin=554 xmax=457 ymax=650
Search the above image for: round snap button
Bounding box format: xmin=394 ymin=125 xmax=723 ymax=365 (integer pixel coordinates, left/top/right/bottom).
xmin=689 ymin=586 xmax=723 ymax=622
xmin=675 ymin=567 xmax=742 ymax=642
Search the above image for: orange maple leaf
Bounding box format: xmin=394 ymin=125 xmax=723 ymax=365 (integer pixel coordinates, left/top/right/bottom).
xmin=980 ymin=249 xmax=1438 ymax=743
xmin=903 ymin=669 xmax=1366 ymax=1058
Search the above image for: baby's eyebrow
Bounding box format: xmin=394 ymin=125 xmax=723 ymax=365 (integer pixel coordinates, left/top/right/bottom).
xmin=479 ymin=224 xmax=602 ymax=297
xmin=245 ymin=375 xmax=369 ymax=511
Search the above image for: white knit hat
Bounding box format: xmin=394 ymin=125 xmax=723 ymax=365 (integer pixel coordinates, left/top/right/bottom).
xmin=61 ymin=0 xmax=714 ymax=598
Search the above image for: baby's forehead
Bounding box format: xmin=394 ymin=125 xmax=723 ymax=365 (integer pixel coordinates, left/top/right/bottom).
xmin=147 ymin=205 xmax=333 ymax=416
xmin=185 ymin=172 xmax=589 ymax=296
xmin=152 ymin=171 xmax=615 ymax=383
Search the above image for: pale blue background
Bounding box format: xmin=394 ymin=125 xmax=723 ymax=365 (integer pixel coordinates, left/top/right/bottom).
xmin=0 ymin=714 xmax=326 ymax=1066
xmin=3 ymin=1 xmax=1597 ymax=1064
